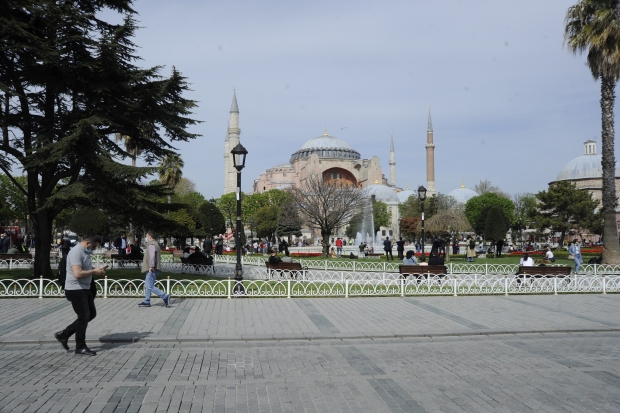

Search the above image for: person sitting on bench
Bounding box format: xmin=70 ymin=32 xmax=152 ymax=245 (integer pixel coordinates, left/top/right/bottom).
xmin=403 ymin=250 xmax=418 ymax=265
xmin=268 ymin=249 xmax=282 ymax=265
xmin=520 ymin=253 xmax=535 ymax=267
xmin=428 ymin=249 xmax=444 ymax=266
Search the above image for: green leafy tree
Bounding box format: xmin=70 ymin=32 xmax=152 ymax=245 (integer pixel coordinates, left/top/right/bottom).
xmin=398 ymin=195 xmax=421 ymax=218
xmin=465 ymin=193 xmax=515 ymax=229
xmin=513 ymin=193 xmax=537 ymax=242
xmin=198 ymin=200 xmax=226 ymax=237
xmin=565 ymin=0 xmax=620 ymax=263
xmin=253 ymin=205 xmax=280 ymax=241
xmin=0 ymin=1 xmax=199 ymax=277
xmin=372 ymin=201 xmax=391 ymax=232
xmin=69 ymin=208 xmax=110 ymax=237
xmin=484 ymin=206 xmax=510 ymax=243
xmin=0 ymin=174 xmax=28 ymax=228
xmin=474 ymin=205 xmax=511 ymax=236
xmin=532 ymin=181 xmax=600 ymax=243
xmin=216 ymin=192 xmax=240 ymax=232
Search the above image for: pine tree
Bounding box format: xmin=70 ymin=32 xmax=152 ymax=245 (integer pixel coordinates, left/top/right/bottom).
xmin=0 ymin=1 xmax=199 ymax=277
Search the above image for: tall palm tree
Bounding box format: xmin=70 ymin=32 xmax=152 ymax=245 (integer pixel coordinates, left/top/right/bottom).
xmin=158 ymin=153 xmax=184 ymax=204
xmin=565 ymin=0 xmax=620 ymax=263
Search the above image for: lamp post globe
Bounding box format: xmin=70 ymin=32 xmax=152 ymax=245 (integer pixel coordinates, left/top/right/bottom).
xmin=417 ymin=185 xmax=427 ymax=261
xmin=231 ymin=143 xmax=248 ymax=295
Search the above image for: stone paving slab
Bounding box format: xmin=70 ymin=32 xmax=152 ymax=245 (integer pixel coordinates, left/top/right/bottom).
xmin=0 ymin=294 xmax=619 ymax=343
xmin=0 ymin=295 xmax=619 ymax=412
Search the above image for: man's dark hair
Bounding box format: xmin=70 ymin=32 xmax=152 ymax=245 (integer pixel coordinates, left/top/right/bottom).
xmin=147 ymin=230 xmax=158 ymax=239
xmin=82 ymin=234 xmax=102 ymax=244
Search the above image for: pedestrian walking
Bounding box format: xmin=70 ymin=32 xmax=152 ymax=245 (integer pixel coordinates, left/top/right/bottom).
xmin=396 ymin=237 xmax=405 ymax=260
xmin=138 ymin=230 xmax=170 ymax=308
xmin=54 ymin=234 xmax=107 ymax=356
xmin=569 ymin=239 xmax=583 ymax=274
xmin=215 ymin=234 xmax=224 ymax=255
xmin=203 ymin=236 xmax=213 ymax=256
xmin=383 ymin=237 xmax=393 ymax=260
xmin=496 ymin=239 xmax=504 ymax=258
xmin=466 ymin=235 xmax=476 ymax=262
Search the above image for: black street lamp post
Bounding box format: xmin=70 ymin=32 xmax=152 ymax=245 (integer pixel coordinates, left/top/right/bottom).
xmin=231 ymin=143 xmax=248 ymax=295
xmin=417 ymin=186 xmax=427 ymax=261
xmin=398 ymin=217 xmax=402 ymax=240
xmin=249 ymin=219 xmax=254 ymax=243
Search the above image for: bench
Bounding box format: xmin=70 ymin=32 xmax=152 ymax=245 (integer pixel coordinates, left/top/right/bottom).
xmin=399 ymin=265 xmax=448 ymax=282
xmin=265 ymin=261 xmax=307 ymax=279
xmin=0 ymin=253 xmax=32 ymax=261
xmin=516 ymin=265 xmax=571 ymax=284
xmin=111 ymin=254 xmax=143 ymax=268
xmin=180 ymin=256 xmax=214 ymax=274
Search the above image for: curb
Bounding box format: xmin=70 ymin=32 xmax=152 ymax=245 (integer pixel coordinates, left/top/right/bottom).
xmin=3 ymin=327 xmax=619 ymax=345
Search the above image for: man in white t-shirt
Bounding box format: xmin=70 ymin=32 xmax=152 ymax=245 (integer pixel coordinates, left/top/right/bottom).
xmin=55 ymin=234 xmax=107 ymax=356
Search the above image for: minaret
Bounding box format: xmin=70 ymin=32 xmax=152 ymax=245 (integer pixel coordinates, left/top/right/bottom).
xmin=389 ymin=132 xmax=396 ymax=186
xmin=224 ymin=90 xmax=241 ymax=194
xmin=425 ymin=107 xmax=436 ymax=196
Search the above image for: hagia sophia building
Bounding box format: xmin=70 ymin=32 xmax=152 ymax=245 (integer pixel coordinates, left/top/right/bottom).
xmin=222 ymin=91 xmax=478 ymax=240
xmin=223 ymin=91 xmax=620 ymax=241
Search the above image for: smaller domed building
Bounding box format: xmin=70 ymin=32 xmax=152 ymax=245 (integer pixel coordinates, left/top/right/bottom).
xmin=448 ymin=183 xmax=478 ymax=205
xmin=551 ymin=139 xmax=620 ymax=206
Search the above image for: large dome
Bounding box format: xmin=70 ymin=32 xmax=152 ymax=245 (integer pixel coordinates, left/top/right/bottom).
xmin=290 ymin=129 xmax=361 ymax=163
xmin=448 ymin=185 xmax=478 ymax=204
xmin=363 ymin=184 xmax=400 ymax=204
xmin=556 ymin=140 xmax=620 ymax=181
xmin=556 ymin=154 xmax=620 ymax=181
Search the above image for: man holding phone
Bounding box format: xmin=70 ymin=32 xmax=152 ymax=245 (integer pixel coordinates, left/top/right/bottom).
xmin=54 ymin=234 xmax=107 ymax=356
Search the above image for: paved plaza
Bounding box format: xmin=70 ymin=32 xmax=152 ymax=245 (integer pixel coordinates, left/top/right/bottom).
xmin=0 ymin=294 xmax=619 ymax=412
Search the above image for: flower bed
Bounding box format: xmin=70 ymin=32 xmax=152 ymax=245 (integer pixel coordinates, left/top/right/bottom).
xmin=509 ymin=251 xmax=544 ymax=255
xmin=581 ymin=248 xmax=603 ymax=254
xmin=290 ymin=252 xmax=323 ymax=257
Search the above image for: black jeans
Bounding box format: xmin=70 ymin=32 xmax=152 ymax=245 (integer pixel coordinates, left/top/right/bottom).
xmin=62 ymin=289 xmax=96 ymax=349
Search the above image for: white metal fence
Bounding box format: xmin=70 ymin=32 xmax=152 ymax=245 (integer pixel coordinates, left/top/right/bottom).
xmin=0 ymin=273 xmax=618 ymax=298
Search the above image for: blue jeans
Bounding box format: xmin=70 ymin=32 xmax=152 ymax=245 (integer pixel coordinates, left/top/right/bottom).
xmin=144 ymin=269 xmax=167 ymax=303
xmin=574 ymin=253 xmax=583 ymax=273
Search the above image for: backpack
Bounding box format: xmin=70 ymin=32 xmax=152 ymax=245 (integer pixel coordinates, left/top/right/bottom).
xmin=57 ymin=255 xmax=67 ymax=291
xmin=469 ymin=239 xmax=475 ymax=249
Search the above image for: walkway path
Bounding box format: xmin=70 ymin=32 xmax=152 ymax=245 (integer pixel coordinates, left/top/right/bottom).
xmin=1 ymin=295 xmax=619 ymax=412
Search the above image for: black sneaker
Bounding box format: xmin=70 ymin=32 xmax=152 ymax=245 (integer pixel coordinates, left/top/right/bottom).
xmin=138 ymin=301 xmax=151 ymax=307
xmin=54 ymin=331 xmax=69 ymax=351
xmin=75 ymin=347 xmax=97 ymax=356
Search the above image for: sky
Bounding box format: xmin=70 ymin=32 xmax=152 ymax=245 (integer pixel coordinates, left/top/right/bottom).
xmin=109 ymin=0 xmax=615 ymax=199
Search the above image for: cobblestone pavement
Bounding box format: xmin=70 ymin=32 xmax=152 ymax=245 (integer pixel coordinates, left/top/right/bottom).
xmin=0 ymin=295 xmax=619 ymax=412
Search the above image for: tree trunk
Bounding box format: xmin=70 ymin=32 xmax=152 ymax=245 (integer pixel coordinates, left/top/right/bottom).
xmin=33 ymin=210 xmax=54 ymax=279
xmin=600 ymin=75 xmax=620 ymax=263
xmin=321 ymin=230 xmax=330 ymax=257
